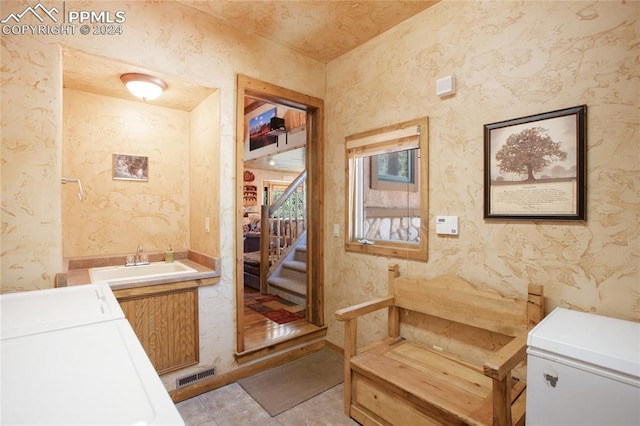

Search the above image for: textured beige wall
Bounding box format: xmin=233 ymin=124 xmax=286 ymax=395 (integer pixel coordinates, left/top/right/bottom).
xmin=2 ymin=0 xmax=637 ymax=393
xmin=1 ymin=35 xmax=63 ymax=292
xmin=1 ymin=0 xmax=324 ymax=293
xmin=325 ymin=0 xmax=639 ymax=353
xmin=0 ymin=0 xmax=325 ymax=389
xmin=62 ymin=89 xmax=190 ymax=257
xmin=190 ymin=91 xmax=220 ymax=257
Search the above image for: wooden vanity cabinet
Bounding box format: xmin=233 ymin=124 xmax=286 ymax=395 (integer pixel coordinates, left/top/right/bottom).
xmin=113 ymin=281 xmax=199 ymax=375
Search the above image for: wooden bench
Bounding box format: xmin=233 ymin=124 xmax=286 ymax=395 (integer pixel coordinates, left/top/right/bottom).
xmin=335 ymin=265 xmax=544 ymax=426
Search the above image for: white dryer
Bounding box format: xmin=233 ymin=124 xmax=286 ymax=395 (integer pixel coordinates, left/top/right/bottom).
xmin=1 ymin=283 xmax=184 ymax=426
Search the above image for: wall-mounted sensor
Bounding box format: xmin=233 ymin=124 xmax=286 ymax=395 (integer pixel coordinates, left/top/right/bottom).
xmin=436 ymin=75 xmax=456 ymax=98
xmin=436 ymin=215 xmax=459 ymax=235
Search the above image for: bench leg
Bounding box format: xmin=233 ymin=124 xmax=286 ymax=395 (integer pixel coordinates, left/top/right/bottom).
xmin=492 ymin=372 xmax=512 ymax=426
xmin=343 ymin=318 xmax=357 ymax=416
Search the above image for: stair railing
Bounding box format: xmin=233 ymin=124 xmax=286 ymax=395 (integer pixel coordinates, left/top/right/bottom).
xmin=259 ymin=170 xmax=307 ymax=292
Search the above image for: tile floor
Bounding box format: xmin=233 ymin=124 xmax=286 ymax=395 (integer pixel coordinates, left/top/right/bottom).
xmin=176 ymin=382 xmax=359 ymax=426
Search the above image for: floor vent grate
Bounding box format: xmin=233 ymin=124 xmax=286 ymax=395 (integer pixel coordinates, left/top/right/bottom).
xmin=176 ymin=367 xmax=216 ymax=389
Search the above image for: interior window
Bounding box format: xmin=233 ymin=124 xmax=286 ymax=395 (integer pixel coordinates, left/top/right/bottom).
xmin=265 ymin=181 xmax=289 ymax=205
xmin=265 ymin=180 xmax=305 ymax=219
xmin=345 ymin=117 xmax=428 ymax=261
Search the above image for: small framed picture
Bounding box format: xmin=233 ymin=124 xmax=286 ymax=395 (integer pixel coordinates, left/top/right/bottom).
xmin=484 ymin=105 xmax=586 ymax=220
xmin=249 ymin=107 xmax=278 ymax=151
xmin=113 ymin=153 xmax=148 ymax=181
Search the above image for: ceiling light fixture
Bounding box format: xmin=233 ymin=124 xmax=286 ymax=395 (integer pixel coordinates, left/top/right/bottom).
xmin=120 ymin=73 xmax=167 ymax=101
xmin=268 ymin=158 xmax=276 ymax=166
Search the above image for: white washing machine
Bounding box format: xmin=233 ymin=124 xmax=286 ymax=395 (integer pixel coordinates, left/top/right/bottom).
xmin=526 ymin=307 xmax=640 ymax=426
xmin=1 ymin=283 xmax=184 ymax=426
xmin=1 ymin=282 xmax=124 ymax=338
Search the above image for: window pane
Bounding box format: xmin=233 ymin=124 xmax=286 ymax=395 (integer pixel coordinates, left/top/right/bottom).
xmin=376 ymin=151 xmax=414 ymax=183
xmin=354 ymin=148 xmax=420 ymax=244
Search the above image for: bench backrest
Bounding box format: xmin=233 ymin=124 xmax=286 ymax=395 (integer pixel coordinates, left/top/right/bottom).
xmin=392 ymin=273 xmax=543 ymax=337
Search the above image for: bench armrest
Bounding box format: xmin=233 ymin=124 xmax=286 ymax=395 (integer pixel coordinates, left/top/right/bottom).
xmin=335 ymin=295 xmax=395 ymax=321
xmin=483 ymin=330 xmax=528 ymax=381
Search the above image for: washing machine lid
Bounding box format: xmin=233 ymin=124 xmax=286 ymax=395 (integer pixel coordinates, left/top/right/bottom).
xmin=1 ymin=319 xmax=184 ymax=426
xmin=527 ymin=307 xmax=640 ymax=378
xmin=1 ymin=282 xmax=123 ymax=339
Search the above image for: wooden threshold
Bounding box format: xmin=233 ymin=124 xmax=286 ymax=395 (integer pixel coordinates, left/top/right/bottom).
xmin=236 ymin=325 xmax=328 ymax=364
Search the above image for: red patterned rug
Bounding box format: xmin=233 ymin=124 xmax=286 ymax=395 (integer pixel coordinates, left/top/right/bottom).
xmin=247 ymin=295 xmax=306 ymax=324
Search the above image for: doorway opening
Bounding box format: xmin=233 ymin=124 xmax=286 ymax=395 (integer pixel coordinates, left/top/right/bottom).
xmin=235 ymin=75 xmax=325 ymax=357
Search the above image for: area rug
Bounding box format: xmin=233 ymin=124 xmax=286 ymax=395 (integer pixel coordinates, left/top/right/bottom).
xmin=238 ymin=349 xmax=344 ymax=417
xmin=247 ymin=295 xmax=306 ymax=324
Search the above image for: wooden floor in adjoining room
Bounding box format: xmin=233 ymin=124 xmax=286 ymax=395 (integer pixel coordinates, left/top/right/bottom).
xmin=243 ymin=286 xmax=318 ymax=351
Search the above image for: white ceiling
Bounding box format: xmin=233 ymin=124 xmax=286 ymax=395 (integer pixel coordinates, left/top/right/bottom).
xmin=244 ymin=146 xmax=306 ymax=173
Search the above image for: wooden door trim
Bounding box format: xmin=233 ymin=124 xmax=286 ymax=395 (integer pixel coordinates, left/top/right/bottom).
xmin=235 ymin=75 xmax=325 ymax=353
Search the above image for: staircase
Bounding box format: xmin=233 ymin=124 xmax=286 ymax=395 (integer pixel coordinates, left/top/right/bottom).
xmin=267 ymin=238 xmax=307 ymax=306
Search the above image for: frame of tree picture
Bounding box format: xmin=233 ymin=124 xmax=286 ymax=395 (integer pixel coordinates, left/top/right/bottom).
xmin=483 ymin=105 xmax=586 ymax=220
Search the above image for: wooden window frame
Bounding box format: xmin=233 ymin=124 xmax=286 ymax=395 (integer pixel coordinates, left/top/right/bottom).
xmin=345 ymin=117 xmax=429 ymax=261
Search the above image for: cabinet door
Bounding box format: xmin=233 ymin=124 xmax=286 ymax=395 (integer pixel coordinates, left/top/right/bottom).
xmin=116 ymin=284 xmax=199 ymax=375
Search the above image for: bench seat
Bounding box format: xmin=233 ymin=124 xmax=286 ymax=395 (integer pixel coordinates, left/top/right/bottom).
xmin=350 ymin=338 xmax=526 ymax=425
xmin=336 ymin=265 xmax=543 ymax=426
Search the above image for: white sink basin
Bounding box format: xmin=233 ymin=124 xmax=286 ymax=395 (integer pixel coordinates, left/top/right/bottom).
xmin=89 ymin=261 xmax=198 ymax=287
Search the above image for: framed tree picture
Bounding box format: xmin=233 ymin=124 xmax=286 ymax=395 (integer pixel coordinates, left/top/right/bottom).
xmin=484 ymin=105 xmax=586 ymax=220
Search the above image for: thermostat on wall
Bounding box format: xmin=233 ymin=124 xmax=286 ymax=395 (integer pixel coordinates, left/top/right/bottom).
xmin=436 ymin=216 xmax=458 ymax=235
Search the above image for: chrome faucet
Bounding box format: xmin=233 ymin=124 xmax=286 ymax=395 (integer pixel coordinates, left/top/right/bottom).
xmin=126 ymin=244 xmax=149 ymax=266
